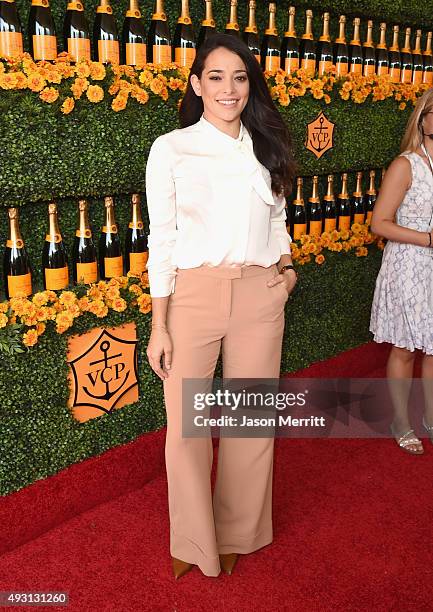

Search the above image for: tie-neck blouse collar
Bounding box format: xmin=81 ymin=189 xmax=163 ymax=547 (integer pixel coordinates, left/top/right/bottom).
xmin=198 ymin=113 xmax=248 ymax=146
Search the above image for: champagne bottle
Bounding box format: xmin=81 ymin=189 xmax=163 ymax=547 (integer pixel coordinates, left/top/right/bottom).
xmin=307 ymin=176 xmax=323 ymax=237
xmin=147 ymin=0 xmax=171 ymax=63
xmin=291 ymin=178 xmax=307 ymax=240
xmin=121 ymin=0 xmax=146 ymax=66
xmin=42 ymin=203 xmax=69 ymax=292
xmin=362 ymin=20 xmax=375 ymax=77
xmin=173 ymin=0 xmax=195 ymax=68
xmin=28 ymin=0 xmax=57 ymax=61
xmin=0 ymin=0 xmax=23 ymax=58
xmin=261 ymin=2 xmax=280 ymax=71
xmin=125 ymin=194 xmax=148 ymax=276
xmin=337 ymin=173 xmax=351 ymax=231
xmin=3 ymin=207 xmax=32 ymax=300
xmin=72 ymin=199 xmax=98 ymax=285
xmin=349 ymin=18 xmax=363 ymax=75
xmin=333 ymin=15 xmax=349 ymax=77
xmin=99 ymin=197 xmax=123 ymax=280
xmin=389 ymin=26 xmax=401 ymax=83
xmin=412 ymin=30 xmax=423 ymax=85
xmin=93 ymin=0 xmax=119 ymax=64
xmin=351 ymin=172 xmax=365 ymax=225
xmin=323 ymin=175 xmax=337 ymax=233
xmin=225 ymin=0 xmax=239 ymax=37
xmin=64 ymin=0 xmax=90 ymax=62
xmin=280 ymin=6 xmax=299 ymax=75
xmin=423 ymin=32 xmax=433 ymax=86
xmin=376 ymin=23 xmax=389 ymax=76
xmin=242 ymin=0 xmax=260 ymax=64
xmin=316 ymin=12 xmax=332 ymax=76
xmin=299 ymin=9 xmax=315 ymax=76
xmin=197 ymin=0 xmax=215 ymax=50
xmin=364 ymin=170 xmax=376 ymax=226
xmin=400 ymin=27 xmax=413 ymax=83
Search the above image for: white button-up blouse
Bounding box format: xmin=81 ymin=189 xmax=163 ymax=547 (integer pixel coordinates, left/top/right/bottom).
xmin=145 ymin=113 xmax=292 ymax=297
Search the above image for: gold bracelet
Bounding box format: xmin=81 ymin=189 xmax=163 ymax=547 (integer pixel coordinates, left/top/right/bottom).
xmin=151 ymin=323 xmax=168 ymax=330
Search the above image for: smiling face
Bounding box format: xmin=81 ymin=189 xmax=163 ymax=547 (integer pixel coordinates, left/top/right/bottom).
xmin=190 ymin=46 xmax=250 ymax=135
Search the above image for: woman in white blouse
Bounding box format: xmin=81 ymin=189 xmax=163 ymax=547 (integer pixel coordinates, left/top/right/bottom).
xmin=145 ymin=33 xmax=297 ymax=580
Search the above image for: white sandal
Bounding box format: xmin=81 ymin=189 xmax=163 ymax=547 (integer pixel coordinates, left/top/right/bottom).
xmin=422 ymin=417 xmax=433 ymax=444
xmin=390 ymin=426 xmax=424 ymax=455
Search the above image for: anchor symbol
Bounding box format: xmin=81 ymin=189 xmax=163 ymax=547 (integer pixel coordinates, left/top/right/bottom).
xmin=310 ymin=116 xmax=329 ymax=153
xmin=83 ymin=340 xmax=129 ymax=401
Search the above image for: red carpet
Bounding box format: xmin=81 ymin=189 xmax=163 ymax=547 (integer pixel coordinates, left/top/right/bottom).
xmin=1 ymin=342 xmax=433 ymax=611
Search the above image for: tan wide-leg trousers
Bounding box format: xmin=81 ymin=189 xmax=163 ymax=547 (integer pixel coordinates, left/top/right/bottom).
xmin=163 ymin=263 xmax=287 ymax=577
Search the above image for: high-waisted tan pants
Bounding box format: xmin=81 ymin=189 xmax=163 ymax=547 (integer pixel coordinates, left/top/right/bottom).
xmin=163 ymin=263 xmax=287 ymax=577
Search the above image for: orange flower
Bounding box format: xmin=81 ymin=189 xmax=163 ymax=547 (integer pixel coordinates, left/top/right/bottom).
xmin=23 ymin=328 xmax=38 ymax=347
xmin=39 ymin=86 xmax=59 ymax=103
xmin=59 ymin=291 xmax=77 ymax=306
xmin=111 ymin=93 xmax=128 ymax=112
xmin=0 ymin=313 xmax=8 ymax=328
xmin=27 ymin=73 xmax=46 ymax=92
xmin=0 ymin=303 xmax=8 ymax=314
xmin=111 ymin=297 xmax=127 ymax=312
xmin=61 ymin=96 xmax=75 ymax=115
xmin=86 ymin=84 xmax=104 ymax=102
xmin=36 ymin=322 xmax=46 ymax=336
xmin=89 ymin=62 xmax=106 ymax=80
xmin=129 ymin=284 xmax=143 ymax=296
xmin=150 ymin=77 xmax=164 ymax=95
xmin=75 ymin=61 xmax=91 ymax=79
xmin=132 ymin=87 xmax=149 ymax=105
xmin=137 ymin=293 xmax=152 ymax=314
xmin=315 ymin=254 xmax=325 ymax=265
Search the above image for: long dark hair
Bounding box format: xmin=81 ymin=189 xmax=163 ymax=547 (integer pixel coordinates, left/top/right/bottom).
xmin=179 ymin=33 xmax=297 ymax=198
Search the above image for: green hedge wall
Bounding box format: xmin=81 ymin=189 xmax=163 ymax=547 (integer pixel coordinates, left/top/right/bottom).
xmin=0 ymin=248 xmax=382 ymax=496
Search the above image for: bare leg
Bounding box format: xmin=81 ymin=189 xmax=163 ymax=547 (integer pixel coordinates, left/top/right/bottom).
xmin=421 ymin=354 xmax=433 ymax=426
xmin=387 ymin=346 xmax=420 ymax=452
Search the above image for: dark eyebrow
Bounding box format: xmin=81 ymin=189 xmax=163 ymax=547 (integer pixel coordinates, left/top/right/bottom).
xmin=206 ymin=69 xmax=247 ymax=74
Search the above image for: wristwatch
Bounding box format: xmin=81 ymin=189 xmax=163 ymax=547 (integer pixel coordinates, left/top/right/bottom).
xmin=279 ymin=264 xmax=297 ymax=276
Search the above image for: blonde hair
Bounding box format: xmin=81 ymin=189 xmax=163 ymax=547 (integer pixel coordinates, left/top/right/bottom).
xmin=400 ymin=88 xmax=433 ymax=153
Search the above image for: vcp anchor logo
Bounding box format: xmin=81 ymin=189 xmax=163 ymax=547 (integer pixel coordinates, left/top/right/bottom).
xmin=67 ymin=323 xmax=139 ymax=422
xmin=305 ymin=111 xmax=335 ymax=159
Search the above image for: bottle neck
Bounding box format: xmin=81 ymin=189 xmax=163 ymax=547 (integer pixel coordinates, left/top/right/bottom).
xmin=414 ymin=31 xmax=422 ymax=53
xmin=351 ymin=20 xmax=360 ymax=45
xmin=364 ymin=22 xmax=373 ymax=47
xmin=129 ymin=0 xmax=139 ymax=11
xmin=294 ymin=179 xmax=303 ymax=204
xmin=47 ymin=204 xmax=61 ymax=242
xmin=245 ymin=1 xmax=257 ymax=33
xmin=202 ymin=0 xmax=214 ymax=26
xmin=324 ymin=176 xmax=334 ymax=200
xmin=320 ymin=14 xmax=330 ymax=42
xmin=353 ymin=174 xmax=363 ymax=196
xmin=228 ymin=0 xmax=237 ymax=26
xmin=104 ymin=198 xmax=117 ymax=232
xmin=309 ymin=177 xmax=319 ymax=202
xmin=377 ymin=24 xmax=387 ymax=49
xmin=285 ymin=7 xmax=296 ymax=37
xmin=425 ymin=33 xmax=432 ymax=55
xmin=130 ymin=195 xmax=144 ymax=229
xmin=7 ymin=208 xmax=23 ymax=247
xmin=403 ymin=29 xmax=411 ymax=52
xmin=302 ymin=13 xmax=313 ymax=40
xmin=339 ymin=175 xmax=349 ymax=198
xmin=265 ymin=4 xmax=277 ymax=35
xmin=390 ymin=28 xmax=399 ymax=51
xmin=335 ymin=18 xmax=346 ymax=44
xmin=78 ymin=200 xmax=91 ymax=237
xmin=367 ymin=172 xmax=376 ymax=195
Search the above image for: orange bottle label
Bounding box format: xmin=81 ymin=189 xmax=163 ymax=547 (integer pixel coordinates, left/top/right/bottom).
xmin=98 ymin=39 xmax=119 ymax=64
xmin=32 ymin=34 xmax=57 ymax=60
xmin=153 ymin=43 xmax=171 ymax=64
xmin=354 ymin=213 xmax=365 ymax=225
xmin=265 ymin=55 xmax=280 ymax=71
xmin=285 ymin=56 xmax=299 ymax=74
xmin=423 ymin=70 xmax=433 ymax=85
xmin=300 ymin=57 xmax=315 ymax=75
xmin=309 ymin=220 xmax=322 ymax=237
xmin=76 ymin=261 xmax=98 ymax=284
xmin=8 ymin=272 xmax=32 ymax=298
xmin=363 ymin=63 xmax=375 ymax=77
xmin=96 ymin=4 xmax=113 ymax=14
xmin=401 ymin=68 xmax=412 ymax=83
xmin=45 ymin=266 xmax=69 ymax=291
xmin=125 ymin=42 xmax=147 ymax=66
xmin=68 ymin=37 xmax=91 ymax=62
xmin=129 ymin=251 xmax=148 ymax=275
xmin=324 ymin=218 xmax=336 ymax=233
xmin=377 ymin=64 xmax=389 ymax=76
xmin=338 ymin=216 xmax=351 ymax=231
xmin=104 ymin=255 xmax=123 ymax=278
xmin=0 ymin=31 xmax=23 ymax=58
xmin=174 ymin=46 xmax=196 ymax=68
xmin=318 ymin=59 xmax=332 ymax=75
xmin=335 ymin=61 xmax=349 ymax=76
xmin=412 ymin=70 xmax=423 ymax=85
xmin=67 ymin=1 xmax=84 ymax=10
xmin=293 ymin=223 xmax=307 ymax=240
xmin=390 ymin=67 xmax=401 ymax=82
xmin=349 ymin=62 xmax=362 ymax=75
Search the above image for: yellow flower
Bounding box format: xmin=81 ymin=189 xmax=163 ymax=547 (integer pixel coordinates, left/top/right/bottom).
xmin=59 ymin=291 xmax=77 ymax=306
xmin=340 ymin=229 xmax=350 ymax=241
xmin=39 ymin=86 xmax=59 ymax=103
xmin=55 ymin=311 xmax=74 ymax=333
xmin=75 ymin=62 xmax=91 ymax=79
xmin=0 ymin=72 xmax=18 ymax=89
xmin=132 ymin=87 xmax=149 ymax=105
xmin=0 ymin=302 xmax=8 ymax=314
xmin=129 ymin=284 xmax=143 ymax=296
xmin=330 ymin=230 xmax=340 ymax=242
xmin=89 ymin=62 xmax=106 ymax=80
xmin=150 ymin=77 xmax=164 ymax=94
xmin=138 ymin=69 xmax=153 ymax=86
xmin=86 ymin=84 xmax=104 ymax=102
xmin=356 ymin=246 xmax=368 ymax=257
xmin=36 ymin=322 xmax=46 ymax=336
xmin=105 ymin=286 xmax=120 ymax=300
xmin=111 ymin=93 xmax=128 ymax=111
xmin=111 ymin=297 xmax=127 ymax=312
xmin=315 ymin=254 xmax=325 ymax=265
xmin=0 ymin=313 xmax=8 ymax=328
xmin=32 ymin=292 xmax=48 ymax=307
xmin=279 ymin=93 xmax=290 ymax=106
xmin=351 ymin=222 xmax=362 ymax=234
xmin=27 ymin=73 xmax=46 ymax=92
xmin=61 ymin=97 xmax=75 ymax=115
xmin=71 ymin=77 xmax=89 ymax=98
xmin=78 ymin=296 xmax=91 ymax=311
xmin=137 ymin=293 xmax=152 ymax=314
xmin=23 ymin=328 xmax=39 ymax=347
xmin=65 ymin=303 xmax=81 ymax=318
xmin=399 ymin=102 xmax=406 ymax=110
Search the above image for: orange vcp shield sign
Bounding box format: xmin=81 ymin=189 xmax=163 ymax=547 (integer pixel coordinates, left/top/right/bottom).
xmin=305 ymin=111 xmax=335 ymax=159
xmin=67 ymin=322 xmax=139 ymax=422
